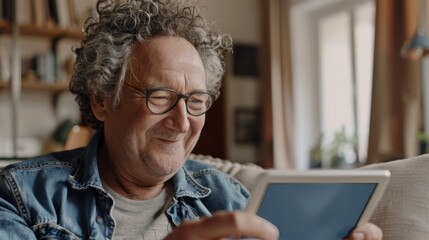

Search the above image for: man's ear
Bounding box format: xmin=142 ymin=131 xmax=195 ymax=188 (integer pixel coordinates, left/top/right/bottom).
xmin=90 ymin=94 xmax=109 ymax=122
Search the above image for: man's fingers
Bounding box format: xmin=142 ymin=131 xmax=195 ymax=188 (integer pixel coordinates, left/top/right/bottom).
xmin=165 ymin=211 xmax=279 ymax=240
xmin=347 ymin=223 xmax=383 ymax=240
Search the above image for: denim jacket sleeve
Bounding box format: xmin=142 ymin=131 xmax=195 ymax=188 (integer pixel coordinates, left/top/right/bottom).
xmin=0 ymin=148 xmax=97 ymax=240
xmin=0 ymin=172 xmax=37 ymax=239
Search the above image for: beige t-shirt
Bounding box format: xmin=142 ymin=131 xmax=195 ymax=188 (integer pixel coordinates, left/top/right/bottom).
xmin=102 ymin=182 xmax=173 ymax=240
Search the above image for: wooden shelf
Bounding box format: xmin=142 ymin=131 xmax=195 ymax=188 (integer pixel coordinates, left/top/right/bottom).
xmin=0 ymin=80 xmax=69 ymax=92
xmin=0 ymin=21 xmax=81 ymax=40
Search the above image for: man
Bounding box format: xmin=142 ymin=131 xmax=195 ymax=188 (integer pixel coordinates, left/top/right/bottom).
xmin=0 ymin=0 xmax=381 ymax=239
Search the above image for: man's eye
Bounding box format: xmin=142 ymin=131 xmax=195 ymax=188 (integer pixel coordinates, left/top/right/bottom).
xmin=190 ymin=98 xmax=204 ymax=104
xmin=152 ymin=96 xmax=169 ymax=100
xmin=151 ymin=91 xmax=173 ymax=98
xmin=189 ymin=94 xmax=209 ymax=105
xmin=149 ymin=91 xmax=174 ymax=105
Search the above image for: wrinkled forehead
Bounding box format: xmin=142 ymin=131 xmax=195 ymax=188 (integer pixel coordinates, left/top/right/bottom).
xmin=125 ymin=36 xmax=206 ymax=89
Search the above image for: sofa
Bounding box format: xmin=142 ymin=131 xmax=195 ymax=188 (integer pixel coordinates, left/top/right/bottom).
xmin=191 ymin=153 xmax=429 ymax=240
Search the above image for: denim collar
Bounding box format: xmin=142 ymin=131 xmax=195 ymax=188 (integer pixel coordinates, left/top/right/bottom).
xmin=172 ymin=166 xmax=212 ymax=199
xmin=68 ymin=128 xmax=103 ymax=190
xmin=68 ymin=128 xmax=212 ymax=200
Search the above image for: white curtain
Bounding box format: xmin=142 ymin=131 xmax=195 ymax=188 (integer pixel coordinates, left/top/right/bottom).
xmin=367 ymin=0 xmax=422 ymax=163
xmin=260 ymin=0 xmax=294 ymax=169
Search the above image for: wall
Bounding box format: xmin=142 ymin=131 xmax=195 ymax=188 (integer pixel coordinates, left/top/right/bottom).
xmin=199 ymin=0 xmax=262 ymax=163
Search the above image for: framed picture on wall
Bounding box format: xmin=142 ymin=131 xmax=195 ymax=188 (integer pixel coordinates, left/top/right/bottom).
xmin=234 ymin=107 xmax=261 ymax=145
xmin=232 ymin=44 xmax=259 ymax=77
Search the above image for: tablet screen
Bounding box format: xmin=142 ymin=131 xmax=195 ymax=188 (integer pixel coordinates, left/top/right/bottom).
xmin=257 ymin=183 xmax=377 ymax=240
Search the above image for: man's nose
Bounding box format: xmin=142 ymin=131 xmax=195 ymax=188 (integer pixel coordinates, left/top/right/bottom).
xmin=164 ymin=99 xmax=190 ymax=132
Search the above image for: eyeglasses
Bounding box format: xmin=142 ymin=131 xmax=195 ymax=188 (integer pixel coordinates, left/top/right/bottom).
xmin=123 ymin=82 xmax=216 ymax=116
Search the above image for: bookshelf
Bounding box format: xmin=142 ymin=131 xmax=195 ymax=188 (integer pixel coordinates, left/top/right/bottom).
xmin=0 ymin=23 xmax=82 ymax=40
xmin=0 ymin=0 xmax=93 ymax=159
xmin=0 ymin=80 xmax=69 ymax=92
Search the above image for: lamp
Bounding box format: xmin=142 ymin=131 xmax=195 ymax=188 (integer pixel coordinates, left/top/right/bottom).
xmin=400 ymin=27 xmax=429 ymax=60
xmin=400 ymin=0 xmax=429 ymax=60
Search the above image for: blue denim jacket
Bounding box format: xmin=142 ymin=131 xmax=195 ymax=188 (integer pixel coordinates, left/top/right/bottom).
xmin=0 ymin=130 xmax=250 ymax=239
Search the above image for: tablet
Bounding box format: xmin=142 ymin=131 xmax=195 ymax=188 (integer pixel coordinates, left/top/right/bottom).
xmin=246 ymin=169 xmax=390 ymax=240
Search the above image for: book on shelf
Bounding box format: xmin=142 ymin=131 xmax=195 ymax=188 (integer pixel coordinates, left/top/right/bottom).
xmin=67 ymin=0 xmax=79 ymax=29
xmin=31 ymin=51 xmax=56 ymax=84
xmin=31 ymin=0 xmax=48 ymax=26
xmin=56 ymin=0 xmax=70 ymax=28
xmin=1 ymin=0 xmax=12 ymax=22
xmin=46 ymin=0 xmax=58 ymax=26
xmin=17 ymin=0 xmax=32 ymax=24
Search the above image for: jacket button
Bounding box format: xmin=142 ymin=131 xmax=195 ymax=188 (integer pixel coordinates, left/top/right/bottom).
xmin=96 ymin=216 xmax=103 ymax=224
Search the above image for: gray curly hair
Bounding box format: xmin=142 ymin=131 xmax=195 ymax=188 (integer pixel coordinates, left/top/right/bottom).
xmin=70 ymin=0 xmax=232 ymax=129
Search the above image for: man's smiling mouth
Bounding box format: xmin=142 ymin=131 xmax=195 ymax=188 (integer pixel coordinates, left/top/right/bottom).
xmin=157 ymin=137 xmax=181 ymax=143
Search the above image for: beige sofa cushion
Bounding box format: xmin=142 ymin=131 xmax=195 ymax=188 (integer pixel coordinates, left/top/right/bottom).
xmin=189 ymin=154 xmax=264 ymax=190
xmin=361 ymin=154 xmax=429 ymax=240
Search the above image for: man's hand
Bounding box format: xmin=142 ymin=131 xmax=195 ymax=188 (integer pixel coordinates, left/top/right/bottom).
xmin=164 ymin=211 xmax=279 ymax=240
xmin=165 ymin=211 xmax=381 ymax=240
xmin=345 ymin=223 xmax=383 ymax=240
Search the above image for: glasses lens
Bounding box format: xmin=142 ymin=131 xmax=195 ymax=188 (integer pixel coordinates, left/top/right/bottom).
xmin=187 ymin=93 xmax=213 ymax=115
xmin=147 ymin=90 xmax=178 ymax=114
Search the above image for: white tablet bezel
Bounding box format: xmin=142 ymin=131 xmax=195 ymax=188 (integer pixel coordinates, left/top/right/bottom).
xmin=246 ymin=169 xmax=390 ymax=230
